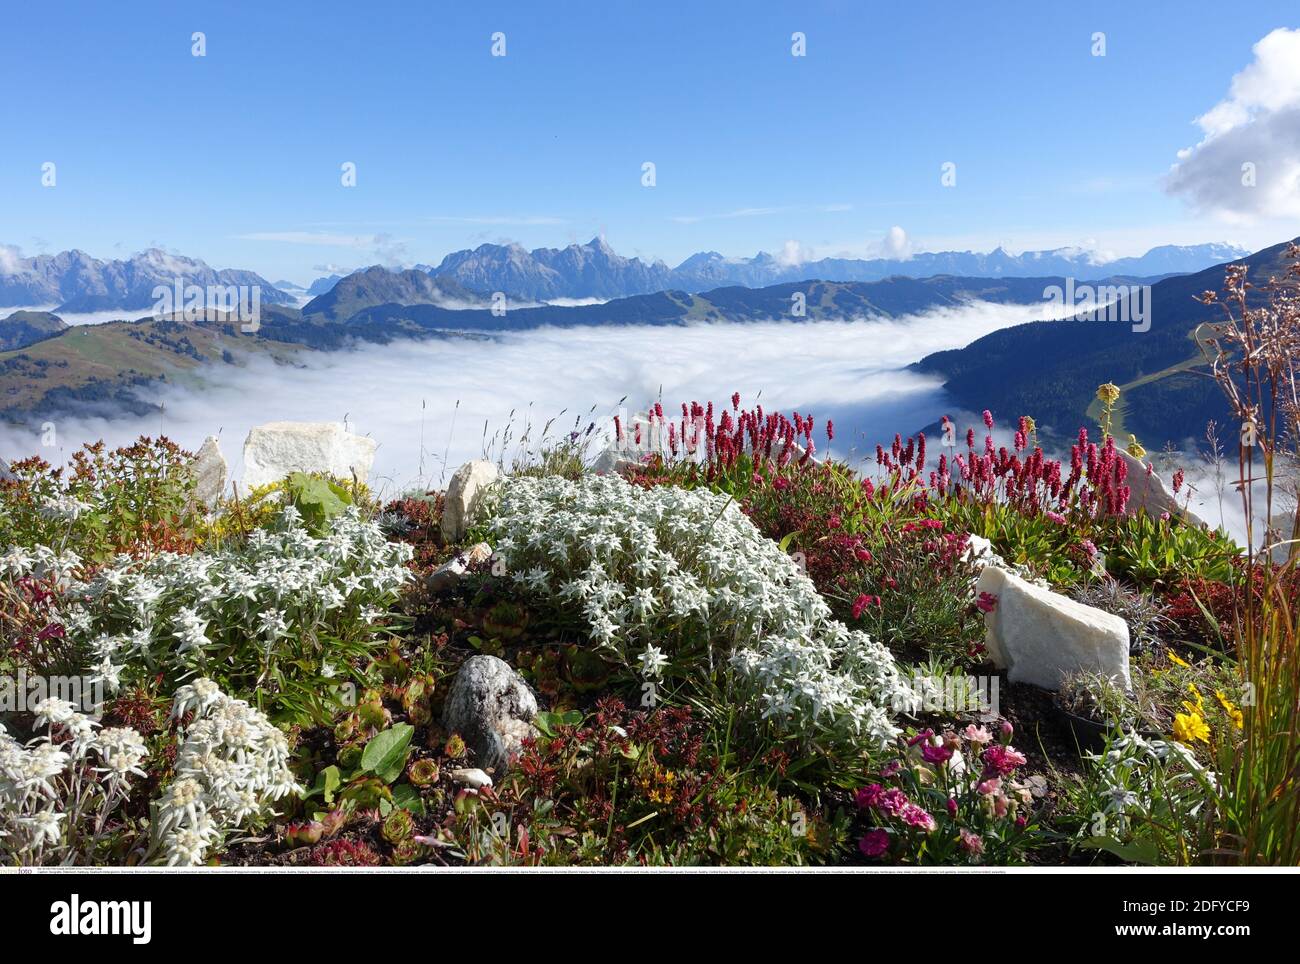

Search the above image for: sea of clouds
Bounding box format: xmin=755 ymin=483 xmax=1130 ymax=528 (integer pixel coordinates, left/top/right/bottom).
xmin=0 ymin=299 xmax=1277 ymax=547
xmin=1 ymin=301 xmax=1061 ymax=486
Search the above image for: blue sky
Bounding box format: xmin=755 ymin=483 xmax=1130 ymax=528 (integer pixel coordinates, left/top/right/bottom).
xmin=2 ymin=0 xmax=1297 ymax=284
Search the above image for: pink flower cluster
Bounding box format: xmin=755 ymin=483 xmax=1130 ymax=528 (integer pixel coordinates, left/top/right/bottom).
xmin=624 ymin=393 xmax=827 ymax=476
xmin=854 ymin=720 xmax=1032 ymax=862
xmin=877 ymin=413 xmax=1134 ymax=520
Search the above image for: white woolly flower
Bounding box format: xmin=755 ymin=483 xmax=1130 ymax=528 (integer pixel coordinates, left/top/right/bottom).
xmin=486 ymin=474 xmax=909 ymax=745
xmin=32 ymin=697 xmax=79 ymax=729
xmin=0 ymin=545 xmax=34 ymax=577
xmin=21 ymin=809 xmax=65 ymax=847
xmin=63 ymin=507 xmax=410 ymax=695
xmin=150 ymin=680 xmax=300 ymax=867
xmin=95 ymin=728 xmax=149 ymax=790
xmin=637 ymin=645 xmax=670 ymax=678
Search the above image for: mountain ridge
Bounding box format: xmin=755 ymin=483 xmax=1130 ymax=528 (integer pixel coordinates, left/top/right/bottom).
xmin=305 ymin=238 xmax=1247 ymax=302
xmin=0 ymin=248 xmax=297 ymax=313
xmin=913 ymin=238 xmax=1298 ymax=447
xmin=0 ymin=273 xmax=1093 ymax=422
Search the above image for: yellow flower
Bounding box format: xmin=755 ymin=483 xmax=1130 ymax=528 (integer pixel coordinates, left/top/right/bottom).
xmin=1215 ymin=690 xmax=1245 ymax=730
xmin=1096 ymin=382 xmax=1121 ymax=405
xmin=1126 ymin=435 xmax=1146 ymax=459
xmin=1021 ymin=415 xmax=1037 ymax=434
xmin=1173 ymin=711 xmax=1210 ymax=745
xmin=1181 ymin=683 xmax=1206 ymax=717
xmin=1167 ymin=651 xmax=1191 ymax=669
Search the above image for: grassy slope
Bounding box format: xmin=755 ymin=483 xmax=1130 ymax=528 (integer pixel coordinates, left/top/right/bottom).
xmin=0 ymin=315 xmax=302 ymax=420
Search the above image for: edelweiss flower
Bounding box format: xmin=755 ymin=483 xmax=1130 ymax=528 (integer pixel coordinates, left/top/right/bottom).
xmin=172 ymin=607 xmax=210 ymax=653
xmin=488 ymin=474 xmax=906 ymax=745
xmin=21 ymin=809 xmax=65 ymax=847
xmin=0 ymin=546 xmax=33 ymax=577
xmin=637 ymin=645 xmax=670 ymax=678
xmin=32 ymin=697 xmax=79 ymax=729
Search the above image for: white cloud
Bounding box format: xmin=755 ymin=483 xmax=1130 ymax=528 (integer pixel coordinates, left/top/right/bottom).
xmin=777 ymin=239 xmax=806 ymax=267
xmin=541 ymin=297 xmax=610 ymax=307
xmin=1166 ymin=28 xmax=1300 ymax=220
xmin=371 ymin=233 xmax=408 ymax=267
xmin=2 ymin=305 xmax=149 ymax=327
xmin=0 ymin=244 xmax=27 ymax=275
xmin=880 ymin=225 xmax=913 ymax=260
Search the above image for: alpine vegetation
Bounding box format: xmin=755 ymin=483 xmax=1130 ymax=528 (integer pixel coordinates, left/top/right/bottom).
xmin=485 ymin=473 xmax=910 ymax=744
xmin=64 ymin=506 xmax=413 ymax=721
xmin=0 ymin=260 xmax=1295 ymax=868
xmin=1 ymin=697 xmax=148 ymax=864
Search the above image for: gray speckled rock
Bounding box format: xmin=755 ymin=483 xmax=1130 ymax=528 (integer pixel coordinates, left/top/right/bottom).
xmin=442 ymin=655 xmax=537 ymax=776
xmin=192 ymin=436 xmax=228 ymax=506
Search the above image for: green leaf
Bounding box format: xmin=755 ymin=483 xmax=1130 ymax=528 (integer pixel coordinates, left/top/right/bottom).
xmin=286 ymin=472 xmax=353 ymax=536
xmin=361 ymin=724 xmax=414 ymax=783
xmin=309 ymin=765 xmax=343 ymax=804
xmin=1080 ymin=835 xmax=1161 ymax=865
xmin=391 ymin=783 xmax=426 ymax=814
xmin=534 ymin=709 xmax=583 ymax=738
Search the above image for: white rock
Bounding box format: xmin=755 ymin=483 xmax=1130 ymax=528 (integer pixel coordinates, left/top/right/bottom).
xmin=589 ymin=445 xmax=641 ymax=476
xmin=241 ymin=421 xmax=376 ymax=490
xmin=440 ymin=460 xmax=500 ymax=543
xmin=1119 ymin=450 xmax=1207 ymax=528
xmin=191 ymin=436 xmax=228 ymax=506
xmin=442 ymin=654 xmax=538 ymax=775
xmin=976 ymin=565 xmax=1130 ymax=691
xmin=448 ymin=768 xmax=493 ymax=789
xmin=426 ymin=542 xmax=493 ymax=593
xmin=963 ymin=534 xmax=1003 ymax=569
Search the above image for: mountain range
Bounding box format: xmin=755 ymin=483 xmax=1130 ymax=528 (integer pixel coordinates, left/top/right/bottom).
xmin=0 ymin=236 xmax=1277 ymax=451
xmin=0 ymin=248 xmax=297 ymax=313
xmin=0 ymin=240 xmax=1248 ymax=314
xmin=304 ymin=238 xmax=1249 ymax=302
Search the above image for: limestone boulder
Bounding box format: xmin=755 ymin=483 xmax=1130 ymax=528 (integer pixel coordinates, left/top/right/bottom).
xmin=976 ymin=565 xmax=1130 ymax=691
xmin=191 ymin=436 xmax=228 ymax=506
xmin=1119 ymin=450 xmax=1207 ymax=528
xmin=440 ymin=460 xmax=500 ymax=543
xmin=241 ymin=421 xmax=376 ymax=490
